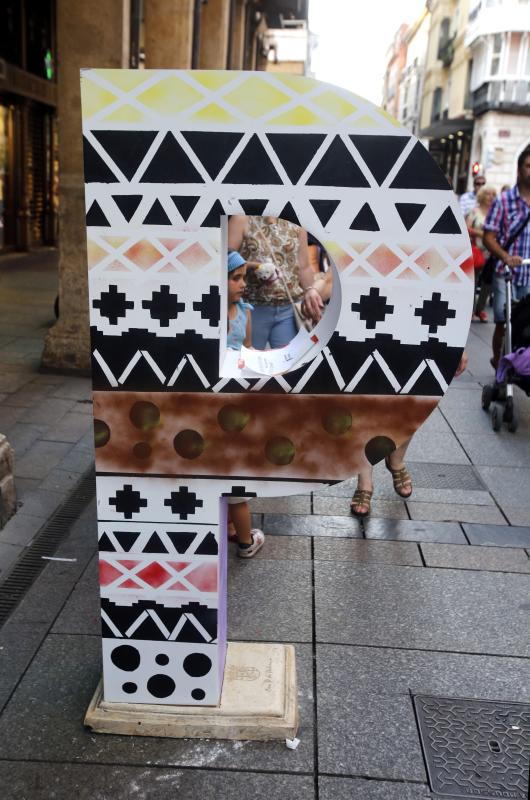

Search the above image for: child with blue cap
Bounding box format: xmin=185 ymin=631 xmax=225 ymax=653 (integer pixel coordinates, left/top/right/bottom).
xmin=226 ymin=249 xmax=265 ymax=557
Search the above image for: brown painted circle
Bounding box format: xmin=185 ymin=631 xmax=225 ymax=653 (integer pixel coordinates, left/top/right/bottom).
xmin=94 ymin=419 xmax=110 ymax=448
xmin=265 ymin=436 xmax=295 ymax=466
xmin=322 ymin=409 xmax=352 ymax=435
xmin=129 ymin=401 xmax=160 ymax=432
xmin=217 ymin=405 xmax=250 ymax=433
xmin=174 ymin=429 xmax=205 ymax=459
xmin=133 ymin=442 xmax=152 ymax=459
xmin=365 ymin=435 xmax=396 ymax=465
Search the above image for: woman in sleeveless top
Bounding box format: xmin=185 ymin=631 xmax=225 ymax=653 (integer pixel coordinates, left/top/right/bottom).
xmin=228 ymin=215 xmax=324 ymax=349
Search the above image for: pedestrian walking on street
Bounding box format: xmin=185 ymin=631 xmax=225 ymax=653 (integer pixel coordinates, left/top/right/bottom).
xmin=459 ymin=173 xmax=486 ymax=217
xmin=466 ymin=184 xmax=497 ymax=322
xmin=484 ymin=146 xmax=530 ymax=369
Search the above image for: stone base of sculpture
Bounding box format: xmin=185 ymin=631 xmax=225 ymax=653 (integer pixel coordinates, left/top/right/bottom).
xmin=85 ymin=642 xmax=298 ymax=741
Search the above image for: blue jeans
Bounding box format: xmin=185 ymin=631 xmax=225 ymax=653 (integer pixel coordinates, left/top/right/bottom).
xmin=492 ymin=273 xmax=530 ymax=323
xmin=251 ymin=304 xmax=298 ymax=349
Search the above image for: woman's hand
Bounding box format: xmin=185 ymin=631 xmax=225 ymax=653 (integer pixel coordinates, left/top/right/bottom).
xmin=301 ymin=286 xmax=324 ymax=322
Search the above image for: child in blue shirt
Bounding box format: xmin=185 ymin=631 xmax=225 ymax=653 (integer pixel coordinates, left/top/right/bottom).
xmin=226 ymin=250 xmax=265 ymax=558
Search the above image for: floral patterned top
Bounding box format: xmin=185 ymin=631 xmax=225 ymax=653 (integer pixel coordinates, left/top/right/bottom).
xmin=239 ymin=216 xmax=303 ymax=306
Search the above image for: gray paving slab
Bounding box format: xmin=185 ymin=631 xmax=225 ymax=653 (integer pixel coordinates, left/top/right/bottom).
xmin=8 ymin=558 xmax=90 ymax=626
xmin=18 ymin=397 xmax=75 ymax=426
xmin=364 ymin=518 xmax=466 ymax=544
xmin=49 ymin=378 xmax=92 ymax=401
xmin=318 ymin=776 xmax=430 ymax=799
xmin=421 ymin=542 xmax=530 ymax=572
xmin=0 ymin=541 xmax=23 ymax=577
xmin=1 ymin=381 xmax=56 ymax=408
xmin=249 ymin=494 xmax=311 ymax=514
xmin=442 ymin=403 xmax=530 ymax=434
xmin=11 ymin=476 xmax=39 ymax=500
xmin=313 ymin=494 xmax=408 ymax=519
xmin=502 ymin=507 xmax=530 ymax=526
xmin=0 ymin=405 xmax=26 ymax=432
xmin=14 ymin=440 xmax=73 ymax=480
xmin=314 ymin=562 xmax=530 ymax=655
xmin=0 ymin=371 xmax=34 ymax=394
xmin=407 ymin=501 xmax=506 ymax=524
xmin=16 ymin=488 xmax=64 ymax=518
xmin=463 ymin=522 xmax=530 ymax=548
xmin=51 ymin=555 xmax=99 ymax=636
xmin=263 ymin=512 xmax=363 ymax=538
xmin=0 ymin=511 xmax=44 ymax=547
xmin=38 ymin=467 xmax=86 ymax=493
xmin=3 ymin=422 xmax=49 ymax=457
xmin=0 ymin=620 xmax=48 ymax=712
xmin=56 ymin=447 xmax=95 ymax=474
xmin=228 ymin=559 xmax=313 ymax=642
xmin=458 ymin=432 xmax=530 ymax=467
xmin=41 ymin=411 xmax=92 ymax=444
xmin=316 ymin=643 xmax=530 ymax=781
xmin=228 ymin=534 xmax=311 ymax=561
xmin=0 ymin=635 xmax=315 ymax=773
xmin=477 ymin=466 xmax=530 ymax=508
xmin=314 ymin=537 xmax=422 ymax=566
xmin=439 ymin=387 xmax=485 ymax=409
xmin=0 ymin=762 xmax=315 ymax=800
xmin=409 ymin=488 xmax=494 ymax=505
xmin=395 ymin=429 xmax=471 ymax=465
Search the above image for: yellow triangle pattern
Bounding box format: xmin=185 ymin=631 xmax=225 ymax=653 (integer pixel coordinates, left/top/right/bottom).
xmin=101 ymin=104 xmax=147 ymax=123
xmin=269 ymin=105 xmax=324 ymax=126
xmin=93 ymin=69 xmax=153 ymax=93
xmin=192 ymin=71 xmax=239 ymax=91
xmin=311 ymin=91 xmax=357 ymax=120
xmin=350 ymin=114 xmax=380 ymax=128
xmin=192 ymin=103 xmax=241 ymax=124
xmin=224 ymin=76 xmax=291 ymax=118
xmin=81 ymin=80 xmax=118 ymax=119
xmin=86 ymin=239 xmax=108 ymax=269
xmin=137 ymin=76 xmax=204 ymax=115
xmin=274 ymin=74 xmax=319 ymax=94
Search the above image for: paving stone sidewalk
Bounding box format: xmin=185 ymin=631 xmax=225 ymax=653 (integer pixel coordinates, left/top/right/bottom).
xmin=0 ymin=252 xmax=529 ymax=799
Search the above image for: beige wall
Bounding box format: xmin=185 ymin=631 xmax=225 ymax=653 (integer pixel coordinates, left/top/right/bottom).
xmin=144 ymin=0 xmax=194 ymax=68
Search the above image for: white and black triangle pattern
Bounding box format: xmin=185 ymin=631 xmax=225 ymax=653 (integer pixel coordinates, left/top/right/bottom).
xmin=98 ymin=522 xmax=219 ymax=556
xmin=101 ymin=598 xmax=218 ymax=643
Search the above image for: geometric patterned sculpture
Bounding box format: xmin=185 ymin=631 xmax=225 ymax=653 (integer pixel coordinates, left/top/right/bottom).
xmin=81 ymin=69 xmax=473 ymax=706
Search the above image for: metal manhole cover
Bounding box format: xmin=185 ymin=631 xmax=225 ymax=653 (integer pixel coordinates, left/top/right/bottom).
xmin=407 ymin=463 xmax=486 ymax=491
xmin=414 ymin=695 xmax=530 ymax=799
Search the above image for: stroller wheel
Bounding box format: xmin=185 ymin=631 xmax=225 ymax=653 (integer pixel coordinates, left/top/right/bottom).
xmin=508 ymin=414 xmax=518 ymax=433
xmin=492 ymin=406 xmax=502 ymax=432
xmin=482 ymin=385 xmax=493 ymax=411
xmin=503 ymin=397 xmax=514 ymax=423
xmin=497 ymin=385 xmax=507 ymax=402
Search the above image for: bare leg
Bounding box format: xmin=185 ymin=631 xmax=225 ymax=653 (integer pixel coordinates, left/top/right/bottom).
xmin=351 ymin=462 xmax=374 ymax=516
xmin=229 ymin=501 xmax=252 ymax=545
xmin=386 ymin=437 xmax=412 ymax=497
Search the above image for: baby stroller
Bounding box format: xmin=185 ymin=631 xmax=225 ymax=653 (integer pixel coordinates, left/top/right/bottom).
xmin=482 ymin=264 xmax=530 ymax=432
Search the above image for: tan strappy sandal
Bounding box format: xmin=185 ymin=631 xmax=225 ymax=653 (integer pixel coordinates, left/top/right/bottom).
xmin=385 ymin=458 xmax=412 ymax=498
xmin=350 ymin=488 xmax=373 ymax=518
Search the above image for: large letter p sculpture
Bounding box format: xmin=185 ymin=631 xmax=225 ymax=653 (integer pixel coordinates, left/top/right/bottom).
xmin=81 ymin=70 xmax=472 ymax=735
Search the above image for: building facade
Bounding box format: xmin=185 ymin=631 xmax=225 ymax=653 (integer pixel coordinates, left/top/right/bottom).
xmin=382 ymin=24 xmax=409 ymax=120
xmin=420 ymin=0 xmax=473 ymax=192
xmin=465 ymin=0 xmax=530 ymax=189
xmin=398 ymin=7 xmax=431 ymax=137
xmin=0 ymin=0 xmax=58 ymax=250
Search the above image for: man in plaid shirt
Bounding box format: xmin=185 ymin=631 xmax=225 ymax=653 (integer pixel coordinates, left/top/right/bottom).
xmin=484 ymin=145 xmax=530 ymax=368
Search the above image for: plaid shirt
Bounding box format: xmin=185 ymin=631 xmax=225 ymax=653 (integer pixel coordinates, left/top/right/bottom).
xmin=483 ymin=184 xmax=530 ymax=286
xmin=459 ymin=190 xmax=477 ymax=217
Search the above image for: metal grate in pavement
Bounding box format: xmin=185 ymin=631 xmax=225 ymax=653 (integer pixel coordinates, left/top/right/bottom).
xmin=414 ymin=694 xmax=530 ymax=799
xmin=0 ymin=469 xmax=95 ymax=627
xmin=407 ymin=463 xmax=486 ymax=491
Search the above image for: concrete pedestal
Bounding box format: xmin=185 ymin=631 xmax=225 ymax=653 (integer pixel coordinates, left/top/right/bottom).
xmin=85 ymin=642 xmax=298 ymax=741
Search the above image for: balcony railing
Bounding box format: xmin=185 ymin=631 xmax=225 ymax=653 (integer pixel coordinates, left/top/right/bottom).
xmin=472 ymin=80 xmax=530 ymax=114
xmin=437 ymin=34 xmax=456 ymax=67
